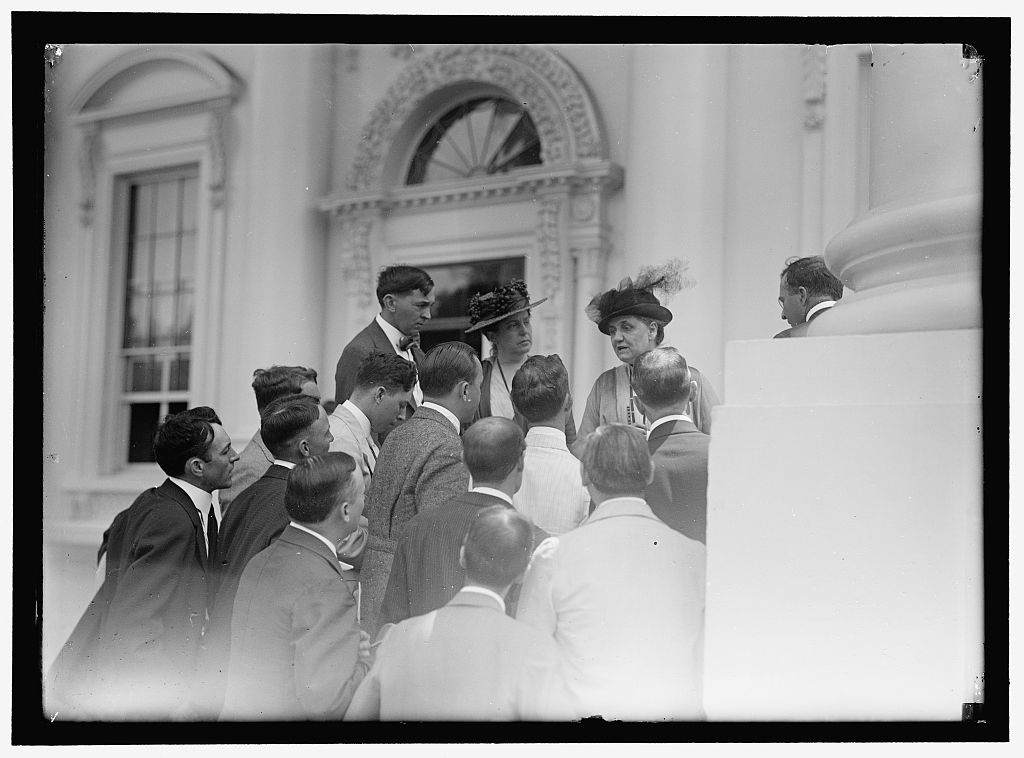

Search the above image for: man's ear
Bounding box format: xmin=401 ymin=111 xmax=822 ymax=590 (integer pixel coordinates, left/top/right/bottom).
xmin=797 ymin=286 xmax=809 ymax=304
xmin=374 ymin=386 xmax=387 ymax=404
xmin=186 ymin=456 xmax=204 ymax=478
xmin=458 ymin=545 xmax=467 ymax=569
xmin=298 ymin=438 xmax=310 ymax=458
xmin=340 ymin=500 xmax=351 ymax=522
xmin=382 ymin=293 xmax=397 ymax=313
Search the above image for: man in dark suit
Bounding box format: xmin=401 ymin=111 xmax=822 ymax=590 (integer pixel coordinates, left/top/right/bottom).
xmin=46 ymin=409 xmax=239 ymax=720
xmin=360 ymin=341 xmax=483 ymax=635
xmin=194 ymin=393 xmax=345 ymax=719
xmin=218 ymin=365 xmax=320 ymax=515
xmin=221 ymin=453 xmax=371 ymax=720
xmin=632 ymin=347 xmax=711 ymax=543
xmin=333 ymin=265 xmax=434 ymax=411
xmin=378 ymin=416 xmax=548 ymax=631
xmin=774 ymin=255 xmax=844 ymax=338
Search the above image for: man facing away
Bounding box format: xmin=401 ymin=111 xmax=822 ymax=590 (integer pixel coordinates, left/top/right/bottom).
xmin=632 ymin=347 xmax=711 ymax=544
xmin=329 ymin=351 xmax=417 ymax=493
xmin=345 ymin=506 xmax=572 ymax=721
xmin=194 ymin=393 xmax=342 ymax=718
xmin=221 ymin=453 xmax=371 ymax=720
xmin=516 ymin=423 xmax=706 ymax=721
xmin=47 ymin=410 xmax=239 ymax=720
xmin=334 ymin=265 xmax=434 ymax=413
xmin=359 ymin=341 xmax=483 ymax=636
xmin=378 ymin=416 xmax=548 ymax=631
xmin=774 ymin=255 xmax=844 ymax=338
xmin=510 ymin=354 xmax=590 ymax=535
xmin=218 ymin=364 xmax=320 ymax=514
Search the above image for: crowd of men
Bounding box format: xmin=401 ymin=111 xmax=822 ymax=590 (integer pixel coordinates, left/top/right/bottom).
xmin=46 ymin=255 xmax=844 ymax=722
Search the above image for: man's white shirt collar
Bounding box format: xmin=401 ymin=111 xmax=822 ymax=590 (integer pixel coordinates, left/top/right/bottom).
xmin=289 ymin=521 xmax=354 ymax=570
xmin=273 ymin=459 xmax=297 ymax=469
xmin=470 ymin=486 xmax=513 ymax=505
xmin=525 ymin=426 xmax=567 ymax=448
xmin=420 ymin=401 xmax=461 ymax=434
xmin=647 ymin=413 xmax=693 ymax=438
xmin=375 ymin=314 xmax=411 ymax=354
xmin=805 ymin=300 xmax=836 ymax=321
xmin=339 ymin=399 xmax=373 ymax=439
xmin=458 ymin=585 xmax=506 ymax=614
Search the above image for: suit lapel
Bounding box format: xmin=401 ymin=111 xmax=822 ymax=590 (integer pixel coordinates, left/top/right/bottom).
xmin=158 ymin=479 xmax=208 ymax=567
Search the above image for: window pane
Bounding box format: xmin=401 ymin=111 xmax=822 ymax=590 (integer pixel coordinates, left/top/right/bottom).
xmin=150 ymin=293 xmax=175 ymax=347
xmin=181 ymin=176 xmax=198 ymax=232
xmin=154 ymin=179 xmax=181 ymax=235
xmin=175 ymin=290 xmax=193 ymax=346
xmin=169 ymin=354 xmax=190 ymax=391
xmin=132 ymin=183 xmax=154 ymax=235
xmin=179 ymin=232 xmax=196 ymax=285
xmin=127 ymin=355 xmax=161 ymax=392
xmin=152 ymin=235 xmax=178 ymax=288
xmin=128 ymin=237 xmax=152 ymax=289
xmin=127 ymin=403 xmax=160 ymax=463
xmin=123 ymin=292 xmax=150 ymax=349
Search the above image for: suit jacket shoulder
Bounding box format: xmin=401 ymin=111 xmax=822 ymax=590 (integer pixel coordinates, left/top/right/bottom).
xmin=334 ymin=320 xmax=394 ymax=403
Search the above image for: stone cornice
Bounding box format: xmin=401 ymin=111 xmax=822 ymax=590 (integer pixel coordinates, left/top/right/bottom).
xmin=320 ymin=160 xmax=623 ymax=217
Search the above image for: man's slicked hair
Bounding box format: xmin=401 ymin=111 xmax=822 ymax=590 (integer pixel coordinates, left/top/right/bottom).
xmin=462 ymin=417 xmax=524 ymax=483
xmin=260 ymin=394 xmax=322 ymax=458
xmin=511 ymin=354 xmax=569 ymax=423
xmin=251 ymin=365 xmax=319 ymax=413
xmin=419 ymin=341 xmax=480 ymax=397
xmin=153 ymin=410 xmax=216 ymax=478
xmin=376 ymin=265 xmax=434 ymax=306
xmin=284 ymin=452 xmax=358 ymax=524
xmin=632 ymin=347 xmax=692 ymax=409
xmin=579 ymin=423 xmax=653 ymax=497
xmin=780 ymin=256 xmax=844 ymax=300
xmin=462 ymin=505 xmax=534 ymax=589
xmin=354 ymin=351 xmax=418 ymax=393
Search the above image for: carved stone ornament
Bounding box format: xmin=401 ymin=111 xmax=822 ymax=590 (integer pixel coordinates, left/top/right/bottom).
xmin=347 ymin=44 xmax=607 ymax=192
xmin=536 ymin=194 xmax=564 ymax=301
xmin=802 ymin=45 xmax=827 ymax=130
xmin=208 ymin=106 xmax=228 ymax=209
xmin=338 ymin=215 xmax=375 ymax=312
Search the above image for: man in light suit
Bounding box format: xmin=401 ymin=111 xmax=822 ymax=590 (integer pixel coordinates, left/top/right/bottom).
xmin=632 ymin=347 xmax=711 ymax=544
xmin=329 ymin=351 xmax=417 ymax=492
xmin=333 ymin=265 xmax=434 ymax=412
xmin=346 ymin=506 xmax=571 ymax=720
xmin=360 ymin=341 xmax=483 ymax=636
xmin=378 ymin=416 xmax=548 ymax=630
xmin=510 ymin=354 xmax=590 ymax=535
xmin=517 ymin=423 xmax=706 ymax=721
xmin=221 ymin=453 xmax=371 ymax=720
xmin=774 ymin=255 xmax=844 ymax=338
xmin=219 ymin=364 xmax=320 ymax=514
xmin=194 ymin=393 xmax=344 ymax=719
xmin=46 ymin=409 xmax=239 ymax=720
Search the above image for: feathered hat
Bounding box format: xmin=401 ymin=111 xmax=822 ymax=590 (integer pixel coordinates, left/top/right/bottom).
xmin=585 ymin=259 xmax=690 ymax=335
xmin=465 ymin=279 xmax=547 ymax=334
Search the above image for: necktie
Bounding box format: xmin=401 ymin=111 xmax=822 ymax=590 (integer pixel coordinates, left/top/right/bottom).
xmin=365 ymin=437 xmax=378 ymax=472
xmin=207 ymin=504 xmax=218 ymax=563
xmin=398 ymin=334 xmax=419 ymax=352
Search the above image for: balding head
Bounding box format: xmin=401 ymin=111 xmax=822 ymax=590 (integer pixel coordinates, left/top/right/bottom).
xmin=632 ymin=347 xmax=693 ymax=413
xmin=462 ymin=416 xmax=525 ymax=486
xmin=461 ymin=505 xmax=535 ymax=591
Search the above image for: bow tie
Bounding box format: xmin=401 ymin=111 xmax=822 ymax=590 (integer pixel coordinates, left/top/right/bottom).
xmin=398 ymin=334 xmax=420 ymax=352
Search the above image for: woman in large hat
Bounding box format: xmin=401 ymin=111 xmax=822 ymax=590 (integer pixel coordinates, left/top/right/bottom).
xmin=465 ymin=279 xmax=576 ymax=444
xmin=577 ymin=260 xmax=718 ymax=440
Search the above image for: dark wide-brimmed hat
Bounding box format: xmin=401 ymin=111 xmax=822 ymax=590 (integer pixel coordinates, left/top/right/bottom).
xmin=465 ymin=279 xmax=547 ymax=334
xmin=585 ymin=260 xmax=691 ymax=335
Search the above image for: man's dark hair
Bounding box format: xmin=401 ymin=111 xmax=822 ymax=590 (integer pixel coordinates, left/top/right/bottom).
xmin=780 ymin=256 xmax=844 ymax=300
xmin=260 ymin=394 xmax=322 ymax=458
xmin=462 ymin=505 xmax=534 ymax=589
xmin=185 ymin=406 xmax=222 ymax=425
xmin=285 ymin=452 xmax=358 ymax=524
xmin=251 ymin=365 xmax=319 ymax=413
xmin=511 ymin=354 xmax=569 ymax=423
xmin=376 ymin=265 xmax=434 ymax=306
xmin=632 ymin=347 xmax=692 ymax=409
xmin=462 ymin=417 xmax=524 ymax=483
xmin=419 ymin=341 xmax=480 ymax=397
xmin=153 ymin=410 xmax=215 ymax=478
xmin=354 ymin=351 xmax=418 ymax=393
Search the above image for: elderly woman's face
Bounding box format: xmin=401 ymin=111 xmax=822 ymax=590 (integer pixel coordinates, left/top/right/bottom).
xmin=489 ymin=311 xmax=533 ymax=360
xmin=607 ymin=315 xmax=658 ymax=364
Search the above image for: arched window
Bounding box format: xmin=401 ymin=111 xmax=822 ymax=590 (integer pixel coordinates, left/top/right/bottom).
xmin=405 ymin=97 xmax=541 ymax=185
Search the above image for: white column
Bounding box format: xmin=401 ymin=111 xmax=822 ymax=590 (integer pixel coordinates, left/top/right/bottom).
xmin=621 ymin=45 xmax=727 ymax=393
xmin=813 ymin=44 xmax=982 ymax=336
